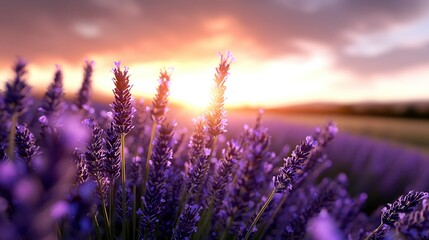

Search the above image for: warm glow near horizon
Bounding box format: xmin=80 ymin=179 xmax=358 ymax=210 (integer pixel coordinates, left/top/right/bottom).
xmin=1 ymin=43 xmax=429 ymax=112
xmin=1 ymin=1 xmax=429 ymax=110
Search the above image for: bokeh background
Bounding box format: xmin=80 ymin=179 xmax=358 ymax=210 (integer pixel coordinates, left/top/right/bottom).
xmin=1 ymin=0 xmax=429 ymax=211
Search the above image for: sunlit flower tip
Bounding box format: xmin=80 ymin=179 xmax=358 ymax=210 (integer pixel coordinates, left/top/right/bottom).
xmin=114 ymin=61 xmax=121 ymax=69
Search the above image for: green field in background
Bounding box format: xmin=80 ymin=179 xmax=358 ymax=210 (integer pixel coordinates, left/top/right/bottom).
xmin=266 ymin=112 xmax=429 ymax=154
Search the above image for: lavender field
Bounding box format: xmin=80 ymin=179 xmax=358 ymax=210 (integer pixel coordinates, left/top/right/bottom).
xmin=0 ymin=56 xmax=428 ymax=240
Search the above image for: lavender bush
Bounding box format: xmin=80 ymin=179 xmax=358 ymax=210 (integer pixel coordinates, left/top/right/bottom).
xmin=0 ymin=54 xmax=428 ymax=240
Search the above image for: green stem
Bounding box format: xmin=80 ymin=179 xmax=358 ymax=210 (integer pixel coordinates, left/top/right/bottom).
xmin=365 ymin=223 xmax=383 ymax=240
xmin=96 ymin=178 xmax=111 ymax=240
xmin=220 ymin=216 xmax=233 ymax=240
xmin=255 ymin=191 xmax=289 ymax=240
xmin=243 ymin=187 xmax=278 ymax=240
xmin=193 ymin=198 xmax=215 ymax=240
xmin=56 ymin=223 xmax=62 ymax=240
xmin=143 ymin=121 xmax=157 ymax=197
xmin=7 ymin=113 xmax=18 ymax=160
xmin=94 ymin=215 xmax=101 ymax=240
xmin=120 ymin=133 xmax=127 ymax=239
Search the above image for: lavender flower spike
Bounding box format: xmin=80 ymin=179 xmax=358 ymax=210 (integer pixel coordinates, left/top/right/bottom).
xmin=150 ymin=68 xmax=172 ymax=124
xmin=365 ymin=190 xmax=429 ymax=240
xmin=173 ymin=204 xmax=202 ymax=240
xmin=205 ymin=52 xmax=233 ymax=137
xmin=188 ymin=116 xmax=207 ymax=169
xmin=210 ymin=140 xmax=241 ymax=211
xmin=381 ymin=190 xmax=429 ymax=226
xmin=274 ymin=136 xmax=317 ymax=192
xmin=85 ymin=120 xmax=105 ymax=180
xmin=395 ymin=200 xmax=429 ymax=239
xmin=15 ymin=124 xmax=39 ymax=165
xmin=75 ymin=60 xmax=94 ymax=111
xmin=141 ymin=121 xmax=175 ymax=239
xmin=103 ymin=123 xmax=121 ymax=182
xmin=112 ymin=61 xmax=134 ymax=135
xmin=39 ymin=65 xmax=64 ymax=120
xmin=4 ymin=58 xmax=32 ymax=116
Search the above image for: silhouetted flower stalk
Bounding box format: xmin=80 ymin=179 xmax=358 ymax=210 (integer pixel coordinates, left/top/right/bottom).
xmin=112 ymin=61 xmax=134 ymax=238
xmin=75 ymin=60 xmax=94 ymax=116
xmin=195 ymin=52 xmax=232 ymax=203
xmin=5 ymin=59 xmax=31 ymax=159
xmin=39 ymin=65 xmax=64 ymax=122
xmin=365 ymin=190 xmax=429 ymax=239
xmin=143 ymin=69 xmax=171 ymax=197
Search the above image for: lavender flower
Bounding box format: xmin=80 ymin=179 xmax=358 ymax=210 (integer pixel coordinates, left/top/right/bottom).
xmin=381 ymin=190 xmax=428 ymax=226
xmin=128 ymin=156 xmax=141 ymax=186
xmin=112 ymin=62 xmax=134 ymax=135
xmin=15 ymin=124 xmax=39 ymax=165
xmin=103 ymin=123 xmax=121 ymax=181
xmin=274 ymin=136 xmax=317 ymax=192
xmin=395 ymin=200 xmax=429 ymax=239
xmin=141 ymin=122 xmax=175 ymax=238
xmin=173 ymin=204 xmax=202 ymax=240
xmin=210 ymin=140 xmax=241 ymax=211
xmin=4 ymin=58 xmax=32 ymax=116
xmin=205 ymin=52 xmax=232 ymax=137
xmin=73 ymin=150 xmax=88 ymax=185
xmin=223 ymin=125 xmax=275 ymax=235
xmin=188 ymin=116 xmax=207 ymax=168
xmin=366 ymin=190 xmax=429 ymax=239
xmin=39 ymin=65 xmax=64 ymax=121
xmin=75 ymin=60 xmax=94 ymax=111
xmin=186 ymin=154 xmax=210 ymax=202
xmin=150 ymin=69 xmax=171 ymax=124
xmin=85 ymin=121 xmax=105 ymax=180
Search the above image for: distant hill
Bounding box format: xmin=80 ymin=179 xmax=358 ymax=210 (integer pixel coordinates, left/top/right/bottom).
xmin=260 ymin=101 xmax=429 ymax=119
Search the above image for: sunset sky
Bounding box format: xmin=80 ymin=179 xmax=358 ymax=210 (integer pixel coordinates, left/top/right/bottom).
xmin=1 ymin=0 xmax=429 ymax=109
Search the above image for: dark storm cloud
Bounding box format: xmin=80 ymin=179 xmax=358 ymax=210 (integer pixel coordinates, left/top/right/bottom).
xmin=0 ymin=0 xmax=428 ymax=74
